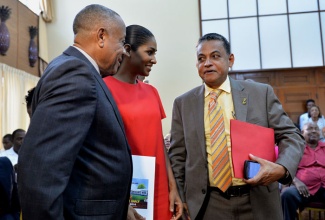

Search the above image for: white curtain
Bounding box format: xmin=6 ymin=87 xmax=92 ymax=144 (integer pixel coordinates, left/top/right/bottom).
xmin=0 ymin=63 xmax=39 ymax=146
xmin=39 ymin=0 xmax=53 ymax=74
xmin=40 ymin=0 xmax=53 ymax=23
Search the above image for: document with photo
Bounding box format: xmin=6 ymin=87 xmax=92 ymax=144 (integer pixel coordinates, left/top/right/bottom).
xmin=131 ymin=155 xmax=155 ymax=220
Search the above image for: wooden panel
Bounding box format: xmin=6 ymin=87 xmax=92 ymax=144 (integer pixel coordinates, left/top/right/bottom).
xmin=276 ymin=69 xmax=315 ymax=87
xmin=316 ymin=69 xmax=325 ymax=86
xmin=235 ymin=72 xmax=276 ymax=86
xmin=316 ymin=87 xmax=325 ymax=116
xmin=17 ymin=3 xmax=38 ymax=76
xmin=277 ymin=87 xmax=317 ymax=124
xmin=0 ymin=0 xmax=39 ymax=76
xmin=0 ymin=0 xmax=18 ymax=67
xmin=230 ymin=67 xmax=325 ymax=125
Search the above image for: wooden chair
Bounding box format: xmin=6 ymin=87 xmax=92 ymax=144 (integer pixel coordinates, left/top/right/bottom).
xmin=297 ymin=201 xmax=325 ymax=220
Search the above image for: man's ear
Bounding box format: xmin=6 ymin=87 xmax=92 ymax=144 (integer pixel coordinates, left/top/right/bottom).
xmin=97 ymin=28 xmax=105 ymax=48
xmin=124 ymin=44 xmax=131 ymax=53
xmin=229 ymin=53 xmax=235 ymax=68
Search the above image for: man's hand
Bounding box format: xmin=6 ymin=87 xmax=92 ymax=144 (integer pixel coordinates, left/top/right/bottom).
xmin=293 ymin=177 xmax=310 ymax=197
xmin=244 ymin=154 xmax=286 ymax=186
xmin=169 ymin=186 xmax=183 ymax=219
xmin=127 ymin=205 xmax=146 ymax=220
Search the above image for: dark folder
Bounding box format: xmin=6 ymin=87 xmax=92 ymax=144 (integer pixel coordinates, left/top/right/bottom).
xmin=230 ymin=119 xmax=276 ymax=178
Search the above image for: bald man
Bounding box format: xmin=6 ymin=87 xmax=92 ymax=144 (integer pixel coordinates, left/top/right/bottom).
xmin=18 ymin=5 xmax=132 ymax=219
xmin=281 ymin=122 xmax=325 ymax=220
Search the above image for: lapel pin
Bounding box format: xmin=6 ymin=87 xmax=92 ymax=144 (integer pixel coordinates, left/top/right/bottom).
xmin=242 ymin=98 xmax=247 ymax=105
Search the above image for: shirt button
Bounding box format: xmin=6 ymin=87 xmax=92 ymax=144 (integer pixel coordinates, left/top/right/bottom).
xmin=202 ymin=189 xmax=206 ymax=194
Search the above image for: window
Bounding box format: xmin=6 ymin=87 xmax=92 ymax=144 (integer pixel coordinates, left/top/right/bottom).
xmin=199 ymin=0 xmax=325 ymax=70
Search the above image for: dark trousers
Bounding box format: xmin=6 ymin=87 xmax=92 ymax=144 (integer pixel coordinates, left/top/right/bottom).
xmin=196 ymin=188 xmax=254 ymax=220
xmin=281 ymin=186 xmax=325 ymax=220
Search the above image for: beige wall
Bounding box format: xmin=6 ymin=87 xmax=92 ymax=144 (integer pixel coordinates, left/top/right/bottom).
xmin=46 ymin=0 xmax=202 ymax=135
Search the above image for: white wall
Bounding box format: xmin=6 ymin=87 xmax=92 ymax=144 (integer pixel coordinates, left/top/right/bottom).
xmin=46 ymin=0 xmax=201 ymax=135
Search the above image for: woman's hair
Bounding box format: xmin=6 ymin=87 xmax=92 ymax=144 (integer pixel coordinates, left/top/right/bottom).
xmin=126 ymin=25 xmax=154 ymax=51
xmin=308 ymin=105 xmax=322 ymax=118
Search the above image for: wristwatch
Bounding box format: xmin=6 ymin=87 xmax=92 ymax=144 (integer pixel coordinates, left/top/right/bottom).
xmin=283 ymin=169 xmax=290 ymax=179
xmin=278 ymin=167 xmax=291 ymax=185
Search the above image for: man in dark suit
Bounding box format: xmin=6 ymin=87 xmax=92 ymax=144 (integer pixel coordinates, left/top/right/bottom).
xmin=18 ymin=4 xmax=132 ymax=219
xmin=168 ymin=33 xmax=305 ymax=220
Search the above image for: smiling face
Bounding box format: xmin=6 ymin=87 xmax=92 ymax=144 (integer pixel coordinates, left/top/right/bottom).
xmin=130 ymin=37 xmax=157 ymax=77
xmin=309 ymin=106 xmax=320 ymax=119
xmin=302 ymin=122 xmax=320 ymax=146
xmin=98 ymin=16 xmax=128 ymax=75
xmin=196 ymin=40 xmax=234 ymax=89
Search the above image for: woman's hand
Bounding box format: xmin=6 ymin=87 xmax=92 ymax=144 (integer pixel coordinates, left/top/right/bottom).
xmin=127 ymin=205 xmax=146 ymax=220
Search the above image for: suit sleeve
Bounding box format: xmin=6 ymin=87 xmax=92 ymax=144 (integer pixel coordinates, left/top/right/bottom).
xmin=168 ymin=98 xmax=187 ymax=202
xmin=265 ymin=84 xmax=305 ymax=184
xmin=18 ymin=59 xmax=97 ymax=219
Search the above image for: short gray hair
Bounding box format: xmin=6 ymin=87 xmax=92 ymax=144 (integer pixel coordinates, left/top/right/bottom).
xmin=73 ymin=4 xmax=120 ymax=35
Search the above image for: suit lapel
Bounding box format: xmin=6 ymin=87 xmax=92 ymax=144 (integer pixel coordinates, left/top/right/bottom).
xmin=63 ymin=47 xmax=126 ymax=133
xmin=230 ymin=78 xmax=248 ymax=121
xmin=93 ymin=74 xmax=127 ymax=132
xmin=192 ymin=85 xmax=207 ymax=159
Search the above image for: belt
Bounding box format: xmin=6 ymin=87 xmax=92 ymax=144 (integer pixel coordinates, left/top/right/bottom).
xmin=209 ymin=185 xmax=250 ymax=199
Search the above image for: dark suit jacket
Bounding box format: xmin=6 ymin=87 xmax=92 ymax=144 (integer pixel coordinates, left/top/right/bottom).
xmin=18 ymin=47 xmax=133 ymax=220
xmin=169 ymin=78 xmax=305 ymax=220
xmin=0 ymin=157 xmax=20 ymax=220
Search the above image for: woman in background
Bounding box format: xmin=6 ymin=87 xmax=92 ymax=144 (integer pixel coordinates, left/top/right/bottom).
xmin=103 ymin=25 xmax=182 ymax=220
xmin=307 ymin=105 xmax=325 ymax=138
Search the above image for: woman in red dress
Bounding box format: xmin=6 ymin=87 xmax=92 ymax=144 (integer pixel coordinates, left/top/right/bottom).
xmin=103 ymin=25 xmax=182 ymax=220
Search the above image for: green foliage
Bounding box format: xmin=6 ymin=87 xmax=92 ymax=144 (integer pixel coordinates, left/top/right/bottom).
xmin=137 ymin=184 xmax=146 ymax=189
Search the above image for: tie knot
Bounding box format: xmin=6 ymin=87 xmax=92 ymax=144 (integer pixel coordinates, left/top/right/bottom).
xmin=210 ymin=90 xmax=222 ymax=100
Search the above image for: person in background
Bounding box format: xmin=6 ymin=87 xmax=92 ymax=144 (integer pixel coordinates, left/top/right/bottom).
xmin=1 ymin=134 xmax=13 ymax=152
xmin=298 ymin=99 xmax=315 ymax=130
xmin=25 ymin=87 xmax=35 ymax=118
xmin=0 ymin=157 xmax=20 ymax=220
xmin=0 ymin=129 xmax=26 ymax=168
xmin=164 ymin=133 xmax=171 ymax=152
xmin=104 ymin=25 xmax=182 ymax=220
xmin=168 ymin=33 xmax=305 ymax=220
xmin=17 ymin=4 xmax=132 ymax=220
xmin=281 ymin=122 xmax=325 ymax=220
xmin=306 ymin=105 xmax=325 ymax=138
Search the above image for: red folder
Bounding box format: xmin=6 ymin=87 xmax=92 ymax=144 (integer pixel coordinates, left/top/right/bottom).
xmin=230 ymin=119 xmax=276 ymax=178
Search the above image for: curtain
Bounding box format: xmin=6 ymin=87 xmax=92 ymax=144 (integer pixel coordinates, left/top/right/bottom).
xmin=39 ymin=0 xmax=53 ymax=23
xmin=38 ymin=20 xmax=49 ymax=76
xmin=39 ymin=0 xmax=52 ymax=75
xmin=39 ymin=15 xmax=49 ymax=64
xmin=0 ymin=64 xmax=39 ymax=147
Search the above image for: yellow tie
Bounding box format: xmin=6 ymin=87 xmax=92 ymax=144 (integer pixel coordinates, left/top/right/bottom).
xmin=209 ymin=90 xmax=232 ymax=192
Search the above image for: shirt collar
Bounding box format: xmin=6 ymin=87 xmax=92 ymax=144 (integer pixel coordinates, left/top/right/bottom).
xmin=73 ymin=46 xmax=100 ymax=74
xmin=204 ymin=76 xmax=231 ymax=97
